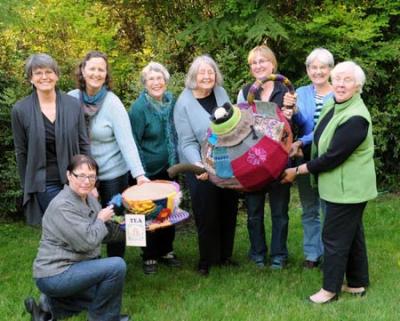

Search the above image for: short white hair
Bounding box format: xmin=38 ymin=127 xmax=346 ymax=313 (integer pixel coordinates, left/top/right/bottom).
xmin=140 ymin=61 xmax=170 ymax=85
xmin=185 ymin=55 xmax=223 ymax=90
xmin=331 ymin=61 xmax=366 ymax=93
xmin=305 ymin=48 xmax=334 ymax=68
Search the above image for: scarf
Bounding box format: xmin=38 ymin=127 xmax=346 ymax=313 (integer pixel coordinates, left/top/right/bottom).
xmin=80 ymin=86 xmax=108 ymax=131
xmin=144 ymin=90 xmax=178 ymax=166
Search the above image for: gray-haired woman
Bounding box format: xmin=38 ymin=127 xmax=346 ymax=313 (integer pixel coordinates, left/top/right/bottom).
xmin=282 ymin=61 xmax=377 ymax=303
xmin=11 ymin=53 xmax=90 ymax=225
xmin=291 ymin=48 xmax=335 ymax=269
xmin=128 ymin=61 xmax=181 ymax=274
xmin=174 ymin=55 xmax=239 ymax=276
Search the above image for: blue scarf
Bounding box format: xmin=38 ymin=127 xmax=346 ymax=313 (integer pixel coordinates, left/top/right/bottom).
xmin=144 ymin=90 xmax=178 ymax=166
xmin=82 ymin=86 xmax=108 ymax=106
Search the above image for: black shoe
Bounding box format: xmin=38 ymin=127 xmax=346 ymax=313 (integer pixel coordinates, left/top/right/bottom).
xmin=120 ymin=314 xmax=130 ymax=321
xmin=143 ymin=259 xmax=157 ymax=274
xmin=197 ymin=262 xmax=209 ymax=276
xmin=159 ymin=253 xmax=182 ymax=268
xmin=220 ymin=258 xmax=239 ymax=267
xmin=303 ymin=260 xmax=320 ymax=269
xmin=25 ymin=297 xmax=53 ymax=321
xmin=25 ymin=297 xmax=41 ymax=321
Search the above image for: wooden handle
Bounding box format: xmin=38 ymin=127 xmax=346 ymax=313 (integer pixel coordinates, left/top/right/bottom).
xmin=167 ymin=164 xmax=207 ymax=178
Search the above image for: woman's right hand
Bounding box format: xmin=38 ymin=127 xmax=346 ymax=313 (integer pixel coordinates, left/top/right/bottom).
xmin=194 ymin=162 xmax=209 ymax=181
xmin=97 ymin=205 xmax=115 ymax=222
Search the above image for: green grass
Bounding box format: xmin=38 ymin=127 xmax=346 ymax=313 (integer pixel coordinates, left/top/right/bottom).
xmin=1 ymin=191 xmax=399 ymax=321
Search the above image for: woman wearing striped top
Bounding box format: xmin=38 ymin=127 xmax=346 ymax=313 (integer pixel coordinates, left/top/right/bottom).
xmin=291 ymin=48 xmax=334 ymax=268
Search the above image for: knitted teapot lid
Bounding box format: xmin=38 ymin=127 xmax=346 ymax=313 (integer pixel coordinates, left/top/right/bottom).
xmin=209 ymin=102 xmax=255 ymax=147
xmin=210 ymin=102 xmax=241 ymax=135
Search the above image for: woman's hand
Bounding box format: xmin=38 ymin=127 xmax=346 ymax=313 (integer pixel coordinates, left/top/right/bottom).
xmin=196 ymin=172 xmax=209 ymax=181
xmin=136 ymin=175 xmax=150 ymax=185
xmin=90 ymin=187 xmax=99 ymax=199
xmin=289 ymin=141 xmax=304 ymax=158
xmin=283 ymin=92 xmax=297 ymax=109
xmin=280 ymin=168 xmax=297 ymax=184
xmin=97 ymin=205 xmax=115 ymax=222
xmin=281 ymin=107 xmax=294 ymax=120
xmin=194 ymin=161 xmax=209 ymax=181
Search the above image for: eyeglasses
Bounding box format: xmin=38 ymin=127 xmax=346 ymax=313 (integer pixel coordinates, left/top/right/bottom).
xmin=71 ymin=172 xmax=97 ymax=183
xmin=332 ymin=77 xmax=355 ymax=85
xmin=32 ymin=70 xmax=55 ymax=78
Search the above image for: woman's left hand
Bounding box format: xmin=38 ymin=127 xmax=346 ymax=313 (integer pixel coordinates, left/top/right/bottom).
xmin=90 ymin=187 xmax=99 ymax=199
xmin=280 ymin=168 xmax=297 ymax=184
xmin=136 ymin=175 xmax=150 ymax=185
xmin=281 ymin=107 xmax=294 ymax=120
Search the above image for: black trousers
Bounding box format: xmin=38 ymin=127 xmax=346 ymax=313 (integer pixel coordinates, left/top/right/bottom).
xmin=140 ymin=170 xmax=176 ymax=261
xmin=322 ymin=201 xmax=369 ymax=293
xmin=99 ymin=172 xmax=130 ymax=258
xmin=185 ymin=173 xmax=239 ymax=266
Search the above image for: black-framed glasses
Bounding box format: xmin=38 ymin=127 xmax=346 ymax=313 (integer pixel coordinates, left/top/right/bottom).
xmin=71 ymin=172 xmax=97 ymax=183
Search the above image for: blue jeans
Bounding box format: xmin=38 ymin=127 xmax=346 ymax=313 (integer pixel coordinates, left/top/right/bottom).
xmin=245 ymin=180 xmax=290 ymax=263
xmin=297 ymin=170 xmax=324 ymax=262
xmin=36 ymin=257 xmax=126 ymax=321
xmin=37 ymin=183 xmax=63 ymax=213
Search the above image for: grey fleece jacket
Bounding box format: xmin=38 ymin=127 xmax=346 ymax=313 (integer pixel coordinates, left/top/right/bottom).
xmin=33 ymin=185 xmax=108 ymax=278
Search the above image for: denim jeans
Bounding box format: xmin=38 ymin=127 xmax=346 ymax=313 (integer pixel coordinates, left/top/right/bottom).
xmin=297 ymin=172 xmax=324 ymax=262
xmin=99 ymin=172 xmax=129 ymax=258
xmin=36 ymin=257 xmax=126 ymax=321
xmin=37 ymin=183 xmax=63 ymax=213
xmin=245 ymin=180 xmax=290 ymax=263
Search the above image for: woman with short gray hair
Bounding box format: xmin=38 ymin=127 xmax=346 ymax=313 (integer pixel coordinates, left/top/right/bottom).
xmin=11 ymin=53 xmax=90 ymax=225
xmin=128 ymin=61 xmax=180 ymax=274
xmin=282 ymin=61 xmax=376 ymax=303
xmin=291 ymin=48 xmax=334 ymax=269
xmin=174 ymin=55 xmax=239 ymax=276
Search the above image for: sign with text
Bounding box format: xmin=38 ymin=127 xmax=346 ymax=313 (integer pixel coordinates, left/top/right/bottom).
xmin=125 ymin=214 xmax=146 ymax=247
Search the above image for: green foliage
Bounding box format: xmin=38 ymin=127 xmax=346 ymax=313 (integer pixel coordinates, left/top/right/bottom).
xmin=0 ymin=0 xmax=399 ymax=218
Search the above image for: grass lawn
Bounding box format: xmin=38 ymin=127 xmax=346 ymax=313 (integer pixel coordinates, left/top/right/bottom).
xmin=1 ymin=190 xmax=399 ymax=321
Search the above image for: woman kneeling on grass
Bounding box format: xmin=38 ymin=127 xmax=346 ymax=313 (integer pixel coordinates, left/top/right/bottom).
xmin=25 ymin=154 xmax=130 ymax=321
xmin=281 ymin=61 xmax=377 ymax=304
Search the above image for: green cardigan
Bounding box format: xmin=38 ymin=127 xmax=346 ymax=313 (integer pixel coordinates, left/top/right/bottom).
xmin=312 ymin=94 xmax=377 ymax=204
xmin=128 ymin=91 xmax=177 ymax=177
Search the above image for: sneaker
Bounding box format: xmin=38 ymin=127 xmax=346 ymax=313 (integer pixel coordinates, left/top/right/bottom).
xmin=270 ymin=258 xmax=286 ymax=270
xmin=143 ymin=259 xmax=157 ymax=274
xmin=255 ymin=261 xmax=266 ymax=269
xmin=159 ymin=252 xmax=182 ymax=268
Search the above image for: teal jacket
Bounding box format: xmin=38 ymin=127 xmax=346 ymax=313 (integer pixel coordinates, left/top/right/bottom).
xmin=312 ymin=94 xmax=377 ymax=203
xmin=129 ymin=91 xmax=177 ymax=177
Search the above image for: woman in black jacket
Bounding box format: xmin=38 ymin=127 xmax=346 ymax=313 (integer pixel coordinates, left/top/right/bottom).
xmin=11 ymin=53 xmax=90 ymax=225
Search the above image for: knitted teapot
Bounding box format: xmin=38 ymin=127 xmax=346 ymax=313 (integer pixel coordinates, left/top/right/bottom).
xmin=169 ymin=74 xmax=294 ymax=191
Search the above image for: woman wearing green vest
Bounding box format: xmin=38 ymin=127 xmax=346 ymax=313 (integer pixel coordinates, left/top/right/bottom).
xmin=281 ymin=61 xmax=377 ymax=304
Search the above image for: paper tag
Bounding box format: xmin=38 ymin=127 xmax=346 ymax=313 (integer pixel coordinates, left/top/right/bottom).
xmin=125 ymin=214 xmax=146 ymax=247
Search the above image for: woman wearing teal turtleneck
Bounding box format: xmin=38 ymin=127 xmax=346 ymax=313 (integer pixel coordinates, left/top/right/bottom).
xmin=128 ymin=62 xmax=181 ymax=275
xmin=69 ymin=51 xmax=149 ymax=258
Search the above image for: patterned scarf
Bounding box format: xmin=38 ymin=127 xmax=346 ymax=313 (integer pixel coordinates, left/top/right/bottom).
xmin=144 ymin=90 xmax=178 ymax=166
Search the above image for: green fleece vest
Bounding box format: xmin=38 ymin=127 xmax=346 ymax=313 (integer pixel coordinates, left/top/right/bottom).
xmin=311 ymin=94 xmax=377 ymax=203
